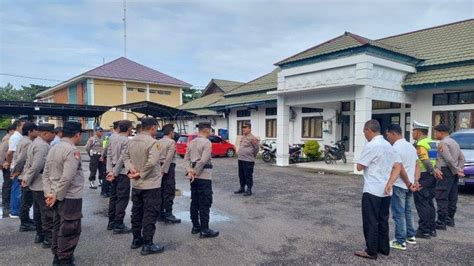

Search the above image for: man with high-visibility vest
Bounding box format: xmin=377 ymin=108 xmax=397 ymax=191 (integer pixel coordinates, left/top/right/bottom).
xmin=412 ymin=121 xmax=438 ymax=239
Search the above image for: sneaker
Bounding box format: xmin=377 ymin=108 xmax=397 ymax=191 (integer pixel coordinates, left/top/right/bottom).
xmin=9 ymin=213 xmax=19 ymax=219
xmin=406 ymin=237 xmax=417 ymax=245
xmin=89 ymin=181 xmax=97 ymax=189
xmin=390 ymin=240 xmax=407 ymax=251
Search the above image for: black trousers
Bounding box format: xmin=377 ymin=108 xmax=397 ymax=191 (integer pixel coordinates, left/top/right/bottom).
xmin=414 ymin=172 xmax=436 ymax=233
xmin=131 ymin=188 xmax=161 ymax=244
xmin=32 ymin=190 xmax=54 ymax=240
xmin=161 ymin=163 xmax=176 ymax=213
xmin=435 ymin=168 xmax=458 ymax=225
xmin=52 ymin=198 xmax=82 ymax=262
xmin=108 ymin=174 xmax=130 ymax=225
xmin=20 ymin=186 xmax=33 ymax=224
xmin=2 ymin=168 xmax=12 ymax=208
xmin=238 ymin=160 xmax=254 ymax=189
xmin=190 ymin=179 xmax=213 ymax=229
xmin=362 ymin=193 xmax=391 ymax=257
xmin=89 ymin=154 xmax=106 ymax=181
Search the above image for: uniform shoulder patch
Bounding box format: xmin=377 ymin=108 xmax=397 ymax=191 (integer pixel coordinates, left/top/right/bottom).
xmin=156 ymin=143 xmax=161 ymax=149
xmin=73 ymin=151 xmax=81 ymax=160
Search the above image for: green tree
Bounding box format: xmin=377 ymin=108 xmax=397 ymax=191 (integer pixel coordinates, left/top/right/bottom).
xmin=0 ymin=83 xmax=49 ymax=101
xmin=182 ymin=87 xmax=202 ymax=104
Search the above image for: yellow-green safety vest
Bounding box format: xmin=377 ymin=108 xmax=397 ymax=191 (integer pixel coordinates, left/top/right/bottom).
xmin=416 ymin=137 xmax=437 ymax=172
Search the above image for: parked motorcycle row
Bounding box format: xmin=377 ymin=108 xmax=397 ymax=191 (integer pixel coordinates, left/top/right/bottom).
xmin=260 ymin=137 xmax=348 ymax=165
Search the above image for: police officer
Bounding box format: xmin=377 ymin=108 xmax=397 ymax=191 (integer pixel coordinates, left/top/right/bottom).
xmin=85 ymin=127 xmax=105 ymax=189
xmin=106 ymin=120 xmax=132 ymax=234
xmin=433 ymin=124 xmax=465 ymax=230
xmin=0 ymin=125 xmax=15 ymax=216
xmin=43 ymin=121 xmax=84 ymax=265
xmin=412 ymin=121 xmax=438 ymax=238
xmin=184 ymin=122 xmax=219 ymax=238
xmin=235 ymin=122 xmax=260 ymax=196
xmin=102 ymin=121 xmax=121 ymax=197
xmin=13 ymin=122 xmax=38 ymax=231
xmin=157 ymin=124 xmax=181 ymax=224
xmin=123 ymin=117 xmax=165 ymax=255
xmin=21 ymin=123 xmax=55 ymax=247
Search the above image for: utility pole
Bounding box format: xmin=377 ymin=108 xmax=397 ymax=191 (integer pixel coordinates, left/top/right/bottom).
xmin=123 ymin=0 xmax=127 ymax=58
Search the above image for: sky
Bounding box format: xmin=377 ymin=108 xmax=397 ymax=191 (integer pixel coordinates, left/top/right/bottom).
xmin=0 ymin=0 xmax=473 ymax=90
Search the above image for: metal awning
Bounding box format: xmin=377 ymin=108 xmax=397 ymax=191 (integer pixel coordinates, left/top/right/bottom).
xmin=0 ymin=100 xmax=110 ymax=117
xmin=114 ymin=101 xmax=196 ymax=119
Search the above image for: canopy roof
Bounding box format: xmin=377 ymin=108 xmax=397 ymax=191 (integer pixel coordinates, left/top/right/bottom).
xmin=114 ymin=101 xmax=196 ymax=119
xmin=0 ymin=100 xmax=109 ymax=117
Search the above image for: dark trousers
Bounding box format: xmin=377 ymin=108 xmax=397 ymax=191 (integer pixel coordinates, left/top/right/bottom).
xmin=131 ymin=188 xmax=161 ymax=244
xmin=238 ymin=160 xmax=254 ymax=189
xmin=435 ymin=168 xmax=458 ymax=225
xmin=101 ymin=156 xmax=111 ymax=196
xmin=190 ymin=179 xmax=213 ymax=230
xmin=2 ymin=168 xmax=12 ymax=208
xmin=52 ymin=198 xmax=82 ymax=262
xmin=108 ymin=174 xmax=130 ymax=225
xmin=32 ymin=190 xmax=53 ymax=240
xmin=89 ymin=154 xmax=105 ymax=181
xmin=362 ymin=193 xmax=391 ymax=257
xmin=161 ymin=163 xmax=176 ymax=213
xmin=414 ymin=172 xmax=436 ymax=233
xmin=20 ymin=186 xmax=33 ymax=224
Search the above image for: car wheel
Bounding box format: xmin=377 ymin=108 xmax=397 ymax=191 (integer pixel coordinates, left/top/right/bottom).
xmin=226 ymin=149 xmax=235 ymax=157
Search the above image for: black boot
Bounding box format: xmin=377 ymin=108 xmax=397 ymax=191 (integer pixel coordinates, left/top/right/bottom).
xmin=19 ymin=223 xmax=36 ymax=232
xmin=164 ymin=211 xmax=181 ymax=224
xmin=415 ymin=231 xmax=431 ymax=239
xmin=107 ymin=222 xmax=114 ymax=230
xmin=243 ymin=188 xmax=252 ymax=196
xmin=52 ymin=255 xmax=60 ymax=266
xmin=42 ymin=238 xmax=52 ymax=248
xmin=435 ymin=222 xmax=447 ymax=230
xmin=131 ymin=237 xmax=144 ymax=249
xmin=140 ymin=243 xmax=165 ymax=255
xmin=447 ymin=218 xmax=455 ymax=227
xmin=113 ymin=224 xmax=132 ymax=234
xmin=200 ymin=228 xmax=219 ymax=238
xmin=58 ymin=257 xmax=74 ymax=266
xmin=157 ymin=211 xmax=166 ymax=222
xmin=234 ymin=187 xmax=245 ymax=194
xmin=430 ymin=230 xmax=437 ymax=237
xmin=191 ymin=227 xmax=201 ymax=234
xmin=34 ymin=234 xmax=44 ymax=244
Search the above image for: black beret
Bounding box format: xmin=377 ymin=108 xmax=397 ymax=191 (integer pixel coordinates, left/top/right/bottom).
xmin=433 ymin=124 xmax=450 ymax=132
xmin=63 ymin=121 xmax=83 ymax=134
xmin=198 ymin=122 xmax=211 ymax=130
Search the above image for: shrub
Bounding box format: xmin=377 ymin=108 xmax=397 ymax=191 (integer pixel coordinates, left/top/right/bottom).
xmin=303 ymin=140 xmax=321 ymax=159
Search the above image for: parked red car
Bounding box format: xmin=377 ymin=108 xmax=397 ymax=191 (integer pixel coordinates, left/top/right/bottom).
xmin=176 ymin=134 xmax=236 ymax=158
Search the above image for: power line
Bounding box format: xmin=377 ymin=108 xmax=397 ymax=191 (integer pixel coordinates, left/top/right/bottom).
xmin=0 ymin=73 xmax=62 ymax=82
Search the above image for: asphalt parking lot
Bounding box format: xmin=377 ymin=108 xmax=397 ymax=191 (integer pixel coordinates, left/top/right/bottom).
xmin=1 ymin=156 xmax=473 ymax=265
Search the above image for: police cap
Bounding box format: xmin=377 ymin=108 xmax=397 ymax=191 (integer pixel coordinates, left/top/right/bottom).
xmin=38 ymin=123 xmax=55 ymax=132
xmin=63 ymin=121 xmax=84 ymax=135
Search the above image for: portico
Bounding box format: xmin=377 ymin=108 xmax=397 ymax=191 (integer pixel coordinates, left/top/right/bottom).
xmin=272 ymin=52 xmax=417 ymax=172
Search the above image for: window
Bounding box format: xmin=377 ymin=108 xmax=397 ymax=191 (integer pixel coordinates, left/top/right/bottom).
xmin=302 ymin=107 xmax=323 ymax=113
xmin=156 ymin=90 xmax=171 ymax=95
xmin=433 ymin=110 xmax=474 ymax=132
xmin=237 ymin=110 xmax=251 ymax=117
xmin=208 ymin=136 xmax=222 ymax=143
xmin=302 ymin=116 xmax=322 ymax=138
xmin=433 ymin=91 xmax=474 ymax=105
xmin=372 ymin=100 xmax=401 ymax=109
xmin=127 ymin=88 xmax=135 ymax=92
xmin=451 ymin=133 xmax=474 ymax=150
xmin=405 ymin=112 xmax=411 ymax=141
xmin=237 ymin=120 xmax=250 ymax=135
xmin=265 ymin=119 xmax=277 ymax=138
xmin=149 ymin=90 xmax=157 ymax=94
xmin=265 ymin=107 xmax=277 ymax=116
xmin=341 ymin=102 xmax=351 ymax=112
xmin=137 ymin=88 xmax=146 ymax=93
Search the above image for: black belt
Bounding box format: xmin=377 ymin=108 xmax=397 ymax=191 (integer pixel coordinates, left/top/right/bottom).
xmin=191 ymin=162 xmax=213 ymax=169
xmin=160 ymin=162 xmax=176 ymax=166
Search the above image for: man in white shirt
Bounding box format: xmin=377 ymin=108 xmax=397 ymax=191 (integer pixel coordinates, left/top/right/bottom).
xmin=355 ymin=119 xmax=401 ymax=260
xmin=2 ymin=120 xmax=25 ymax=218
xmin=385 ymin=124 xmax=420 ymax=251
xmin=50 ymin=127 xmax=63 ymax=147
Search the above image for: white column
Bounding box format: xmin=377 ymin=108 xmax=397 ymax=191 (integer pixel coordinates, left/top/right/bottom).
xmin=122 ymin=82 xmax=127 ymax=119
xmin=276 ymin=95 xmax=290 ymax=166
xmin=146 ymin=84 xmax=150 ymax=101
xmin=353 ymin=85 xmax=373 ymax=172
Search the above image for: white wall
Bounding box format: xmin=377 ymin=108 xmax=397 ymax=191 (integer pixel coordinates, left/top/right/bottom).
xmin=185 ymin=116 xmax=227 ymax=135
xmin=228 ymin=104 xmax=277 ymax=145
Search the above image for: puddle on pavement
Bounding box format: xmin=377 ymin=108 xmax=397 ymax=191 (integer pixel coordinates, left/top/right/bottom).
xmin=173 ymin=210 xmax=231 ymax=223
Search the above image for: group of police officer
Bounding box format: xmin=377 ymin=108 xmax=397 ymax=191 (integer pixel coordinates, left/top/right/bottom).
xmin=411 ymin=121 xmax=465 ymax=238
xmin=0 ymin=118 xmax=222 ymax=265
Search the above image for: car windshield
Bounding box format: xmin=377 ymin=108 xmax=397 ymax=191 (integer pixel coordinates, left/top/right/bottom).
xmin=178 ymin=136 xmax=188 ymax=143
xmin=451 ymin=133 xmax=474 ymax=150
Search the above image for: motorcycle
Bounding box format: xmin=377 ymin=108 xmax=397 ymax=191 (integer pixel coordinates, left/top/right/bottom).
xmin=323 ymin=136 xmax=348 ymax=164
xmin=261 ymin=140 xmax=276 ymax=163
xmin=261 ymin=140 xmax=303 ymax=164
